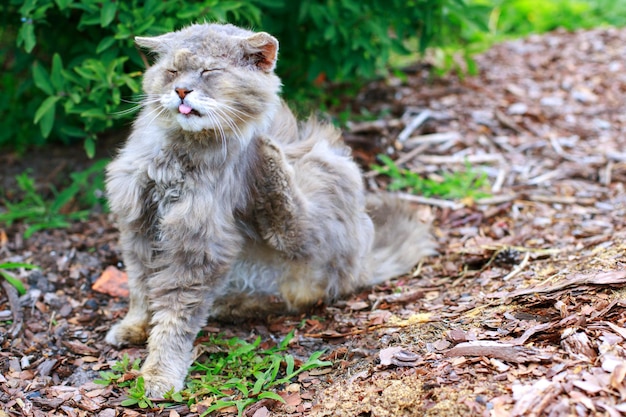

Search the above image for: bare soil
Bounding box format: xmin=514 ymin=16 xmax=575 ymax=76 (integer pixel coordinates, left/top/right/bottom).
xmin=2 ymin=27 xmax=626 ymax=417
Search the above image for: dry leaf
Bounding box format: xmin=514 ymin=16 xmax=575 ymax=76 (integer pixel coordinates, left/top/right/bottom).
xmin=251 ymin=407 xmax=271 ymax=417
xmin=610 ymin=363 xmax=626 ymax=389
xmin=92 ymin=266 xmax=129 ymax=298
xmin=379 ymin=346 xmax=404 ymax=366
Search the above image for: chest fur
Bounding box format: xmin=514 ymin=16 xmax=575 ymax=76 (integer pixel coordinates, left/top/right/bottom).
xmin=137 ymin=146 xmax=252 ymax=239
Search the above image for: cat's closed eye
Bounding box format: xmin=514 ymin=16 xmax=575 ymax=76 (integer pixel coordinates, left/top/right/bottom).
xmin=201 ymin=68 xmax=223 ymax=76
xmin=167 ymin=69 xmax=178 ymax=76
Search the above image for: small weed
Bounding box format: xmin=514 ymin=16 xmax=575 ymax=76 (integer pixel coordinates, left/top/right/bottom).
xmin=95 ymin=355 xmax=155 ymax=408
xmin=121 ymin=377 xmax=155 ymax=409
xmin=0 ymin=160 xmax=108 ymax=238
xmin=94 ymin=353 xmax=141 ymax=387
xmin=371 ymin=154 xmax=491 ymax=200
xmin=101 ymin=332 xmax=331 ymax=416
xmin=0 ymin=262 xmax=38 ymax=295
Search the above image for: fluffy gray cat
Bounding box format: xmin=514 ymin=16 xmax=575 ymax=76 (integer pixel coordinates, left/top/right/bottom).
xmin=105 ymin=23 xmax=434 ymax=397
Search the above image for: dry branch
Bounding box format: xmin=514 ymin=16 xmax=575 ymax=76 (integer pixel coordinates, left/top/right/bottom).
xmin=443 ymin=341 xmax=546 ymax=363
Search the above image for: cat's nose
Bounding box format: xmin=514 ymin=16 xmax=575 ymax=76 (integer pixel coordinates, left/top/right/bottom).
xmin=175 ymin=87 xmax=193 ymax=99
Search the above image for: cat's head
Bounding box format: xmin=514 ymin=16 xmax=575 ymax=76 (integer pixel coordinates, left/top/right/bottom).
xmin=136 ymin=24 xmax=282 ymax=138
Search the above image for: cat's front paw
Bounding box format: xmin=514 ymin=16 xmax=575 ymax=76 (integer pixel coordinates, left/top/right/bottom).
xmin=141 ymin=368 xmax=185 ymax=398
xmin=105 ymin=320 xmax=149 ymax=346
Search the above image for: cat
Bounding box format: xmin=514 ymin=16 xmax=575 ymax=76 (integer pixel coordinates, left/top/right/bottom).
xmin=104 ymin=23 xmax=435 ymax=398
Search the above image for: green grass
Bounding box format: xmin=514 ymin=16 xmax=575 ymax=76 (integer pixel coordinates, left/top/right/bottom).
xmin=371 ymin=154 xmax=491 ymax=200
xmin=483 ymin=0 xmax=626 ymax=36
xmin=0 ymin=160 xmax=108 ymax=238
xmin=97 ymin=331 xmax=332 ymax=416
xmin=0 ymin=262 xmax=38 ymax=295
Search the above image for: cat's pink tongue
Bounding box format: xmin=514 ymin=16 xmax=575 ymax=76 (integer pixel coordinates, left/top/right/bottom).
xmin=178 ymin=104 xmax=193 ymax=114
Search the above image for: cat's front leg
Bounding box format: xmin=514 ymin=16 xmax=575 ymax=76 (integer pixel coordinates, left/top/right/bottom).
xmin=138 ymin=206 xmax=242 ymax=397
xmin=138 ymin=261 xmax=230 ymax=397
xmin=254 ymin=135 xmax=310 ymax=258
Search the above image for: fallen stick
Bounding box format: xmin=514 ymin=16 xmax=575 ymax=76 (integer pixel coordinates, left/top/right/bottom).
xmin=396 ymin=193 xmax=463 ymax=210
xmin=398 ymin=110 xmax=431 ymax=143
xmin=0 ymin=277 xmax=23 ymax=338
xmin=443 ymin=340 xmax=544 ymax=363
xmin=415 ymin=153 xmax=503 ymax=165
xmin=503 ymin=251 xmax=531 ymax=281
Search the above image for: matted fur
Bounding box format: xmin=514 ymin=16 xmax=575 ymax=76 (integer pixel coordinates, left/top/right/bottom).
xmin=105 ymin=23 xmax=435 ymax=397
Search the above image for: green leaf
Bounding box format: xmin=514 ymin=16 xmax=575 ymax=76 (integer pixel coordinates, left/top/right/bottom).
xmin=0 ymin=271 xmax=27 ymax=295
xmin=258 ymin=391 xmax=285 ymax=402
xmin=49 ymin=182 xmax=80 ymax=214
xmin=120 ymin=398 xmax=139 ymax=407
xmin=51 ymin=53 xmax=65 ymax=91
xmin=252 ymin=373 xmax=266 ymax=395
xmin=0 ymin=262 xmax=39 ymax=270
xmin=96 ymin=36 xmax=116 ymax=54
xmin=79 ymin=108 xmax=107 ymax=119
xmin=19 ymin=0 xmax=37 ymax=16
xmin=60 ymin=125 xmax=86 ymax=138
xmin=101 ymin=1 xmax=118 ymax=27
xmin=54 ymin=0 xmax=73 ymax=10
xmin=34 ymin=96 xmax=60 ymax=138
xmin=84 ymin=137 xmax=96 ymax=158
xmin=32 ymin=61 xmax=54 ymax=95
xmin=284 ymin=355 xmax=295 ymax=376
xmin=25 ymin=219 xmax=71 ymax=238
xmin=18 ymin=22 xmax=36 ymax=53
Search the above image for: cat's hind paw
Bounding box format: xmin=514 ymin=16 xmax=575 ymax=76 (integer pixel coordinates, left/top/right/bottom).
xmin=105 ymin=320 xmax=149 ymax=346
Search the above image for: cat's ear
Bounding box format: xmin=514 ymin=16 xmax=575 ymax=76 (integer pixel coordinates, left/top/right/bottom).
xmin=242 ymin=32 xmax=279 ymax=72
xmin=135 ymin=35 xmax=171 ymax=55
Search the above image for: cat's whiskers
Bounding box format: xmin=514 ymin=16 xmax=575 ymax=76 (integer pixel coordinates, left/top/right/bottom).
xmin=218 ymin=100 xmax=253 ymax=121
xmin=212 ymin=106 xmax=245 ymax=138
xmin=112 ymin=96 xmax=163 ymax=117
xmin=145 ymin=105 xmax=169 ymax=128
xmin=195 ymin=98 xmax=240 ymax=140
xmin=204 ymin=110 xmax=229 ymax=163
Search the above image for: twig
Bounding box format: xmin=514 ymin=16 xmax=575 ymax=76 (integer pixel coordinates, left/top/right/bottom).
xmin=494 ymin=109 xmax=525 ymax=134
xmin=393 ymin=143 xmax=430 ymax=167
xmin=474 ymin=194 xmax=518 ymax=206
xmin=347 ymin=118 xmax=403 ymax=134
xmin=526 ymin=169 xmax=563 ymax=185
xmin=491 ymin=167 xmax=507 ymax=193
xmin=415 ymin=154 xmax=503 ymax=165
xmin=601 ymin=161 xmax=613 ymax=186
xmin=398 ymin=110 xmax=431 ymax=143
xmin=511 ymin=322 xmax=554 ymax=346
xmin=1 ymin=277 xmax=23 ymax=338
xmin=549 ymin=136 xmax=565 ymax=156
xmin=396 ymin=193 xmax=463 ymax=210
xmin=489 ymin=270 xmax=626 ymax=299
xmin=502 ymin=251 xmax=530 ymax=281
xmin=444 ymin=341 xmax=543 ymax=363
xmin=402 ymin=132 xmax=460 ymax=150
xmin=525 ymin=193 xmax=596 ymax=205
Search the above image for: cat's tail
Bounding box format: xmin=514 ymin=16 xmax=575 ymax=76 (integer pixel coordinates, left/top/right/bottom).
xmin=365 ymin=193 xmax=436 ymax=284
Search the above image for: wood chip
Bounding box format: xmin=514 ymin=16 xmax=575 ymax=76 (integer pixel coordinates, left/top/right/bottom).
xmin=91 ymin=266 xmax=129 ymax=298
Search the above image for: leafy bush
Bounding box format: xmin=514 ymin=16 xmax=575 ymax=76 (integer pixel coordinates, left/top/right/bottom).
xmin=1 ymin=0 xmax=489 ymax=154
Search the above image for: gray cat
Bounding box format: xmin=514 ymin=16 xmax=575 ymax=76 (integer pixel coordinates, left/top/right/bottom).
xmin=105 ymin=23 xmax=435 ymax=397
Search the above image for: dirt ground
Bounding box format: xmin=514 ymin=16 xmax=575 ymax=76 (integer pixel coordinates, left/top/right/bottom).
xmin=2 ymin=27 xmax=626 ymax=416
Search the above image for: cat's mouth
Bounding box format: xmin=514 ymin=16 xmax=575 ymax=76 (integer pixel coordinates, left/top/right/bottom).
xmin=178 ymin=103 xmax=201 ymax=116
